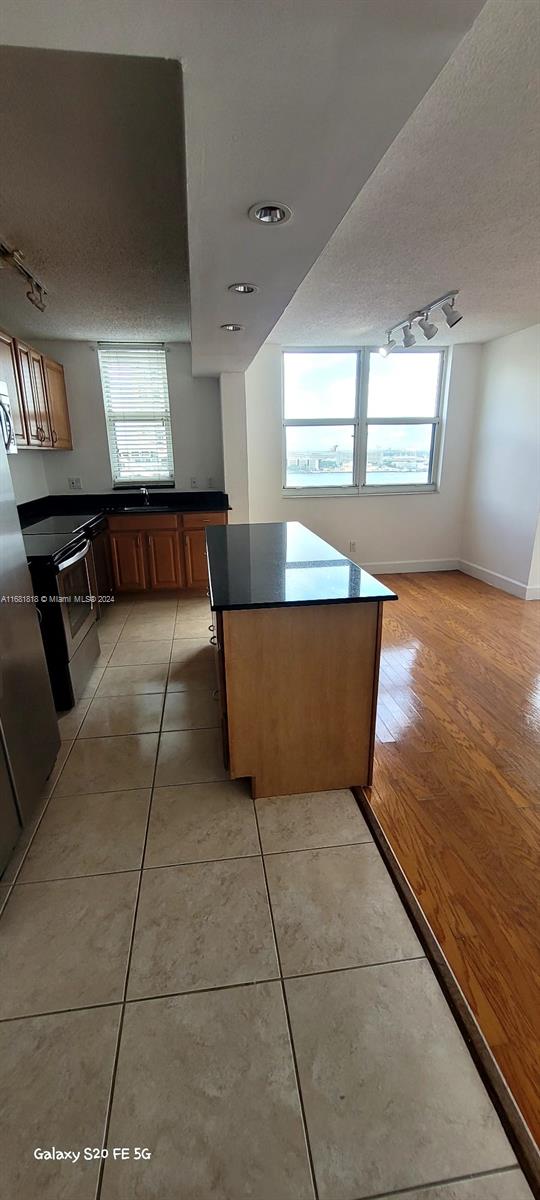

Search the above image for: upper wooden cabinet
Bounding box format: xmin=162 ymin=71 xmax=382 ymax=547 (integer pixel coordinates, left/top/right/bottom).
xmin=0 ymin=325 xmax=73 ymax=451
xmin=15 ymin=342 xmax=51 ymax=446
xmin=43 ymin=357 xmax=72 ymax=449
xmin=0 ymin=330 xmax=28 ymax=446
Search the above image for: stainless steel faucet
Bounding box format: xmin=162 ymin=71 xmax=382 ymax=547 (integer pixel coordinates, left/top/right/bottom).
xmin=140 ymin=487 xmax=150 ymax=505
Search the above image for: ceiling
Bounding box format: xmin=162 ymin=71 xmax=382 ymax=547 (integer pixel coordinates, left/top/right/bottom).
xmin=273 ymin=0 xmax=540 ymax=348
xmin=0 ymin=49 xmax=190 ymax=343
xmin=0 ymin=0 xmax=485 ymax=374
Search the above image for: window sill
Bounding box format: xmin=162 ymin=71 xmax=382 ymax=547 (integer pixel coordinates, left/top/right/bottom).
xmin=282 ymin=484 xmax=438 ymax=499
xmin=113 ymin=481 xmax=176 ymax=490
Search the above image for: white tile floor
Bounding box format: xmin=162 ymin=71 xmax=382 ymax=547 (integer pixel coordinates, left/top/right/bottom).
xmin=0 ymin=592 xmax=534 ymax=1200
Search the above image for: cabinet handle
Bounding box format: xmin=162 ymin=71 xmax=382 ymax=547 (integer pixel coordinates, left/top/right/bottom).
xmin=210 ymin=635 xmax=217 ymax=646
xmin=51 ymin=429 xmax=58 ymax=445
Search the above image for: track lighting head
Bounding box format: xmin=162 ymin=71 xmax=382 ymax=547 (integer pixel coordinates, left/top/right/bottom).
xmin=442 ymin=298 xmax=463 ymax=328
xmin=418 ymin=313 xmax=438 ymax=340
xmin=1 ymin=240 xmax=47 ymax=311
xmin=402 ymin=323 xmax=416 ymax=348
xmin=26 ymin=281 xmax=47 ymax=312
xmin=378 ymin=336 xmax=396 ymax=357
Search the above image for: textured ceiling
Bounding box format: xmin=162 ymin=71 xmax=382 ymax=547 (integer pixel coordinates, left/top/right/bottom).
xmin=273 ymin=0 xmax=540 ymax=348
xmin=0 ymin=0 xmax=484 ymax=373
xmin=0 ymin=49 xmax=189 ymax=343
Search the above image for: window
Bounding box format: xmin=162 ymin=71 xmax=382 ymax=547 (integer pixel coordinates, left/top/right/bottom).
xmin=98 ymin=343 xmax=174 ymax=486
xmin=282 ymin=348 xmax=445 ymax=494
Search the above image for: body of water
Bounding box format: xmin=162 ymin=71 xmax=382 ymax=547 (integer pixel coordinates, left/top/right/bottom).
xmin=286 ymin=470 xmax=429 ymax=488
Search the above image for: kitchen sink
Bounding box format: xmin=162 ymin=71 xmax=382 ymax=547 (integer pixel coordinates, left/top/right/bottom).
xmin=116 ymin=505 xmax=174 ymax=513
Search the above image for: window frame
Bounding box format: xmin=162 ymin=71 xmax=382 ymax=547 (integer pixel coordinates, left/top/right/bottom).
xmin=97 ymin=342 xmax=175 ymax=489
xmin=281 ymin=346 xmax=447 ymax=498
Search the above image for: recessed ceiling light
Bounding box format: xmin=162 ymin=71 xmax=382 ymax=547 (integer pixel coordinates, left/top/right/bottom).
xmin=220 ymin=323 xmax=244 ymax=332
xmin=227 ymin=282 xmax=258 ymax=294
xmin=248 ymin=203 xmax=292 ymax=225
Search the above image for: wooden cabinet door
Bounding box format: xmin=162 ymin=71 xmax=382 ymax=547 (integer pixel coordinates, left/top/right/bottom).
xmin=30 ymin=351 xmax=52 ymax=445
xmin=43 ymin=357 xmax=72 ymax=449
xmin=183 ymin=528 xmax=208 ymax=588
xmin=0 ymin=330 xmax=28 ymax=445
xmin=147 ymin=530 xmax=183 ymax=590
xmin=109 ymin=531 xmax=147 ymax=591
xmin=15 ymin=343 xmax=51 ymax=446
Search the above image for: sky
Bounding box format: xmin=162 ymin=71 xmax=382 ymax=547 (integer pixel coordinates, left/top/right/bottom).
xmin=284 ymin=350 xmax=440 ymax=455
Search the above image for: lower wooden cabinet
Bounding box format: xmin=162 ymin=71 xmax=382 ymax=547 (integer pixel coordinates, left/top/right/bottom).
xmin=147 ymin=529 xmax=184 ymax=590
xmin=183 ymin=528 xmax=209 ymax=588
xmin=109 ymin=530 xmax=147 ymax=591
xmin=107 ymin=511 xmax=226 ymax=593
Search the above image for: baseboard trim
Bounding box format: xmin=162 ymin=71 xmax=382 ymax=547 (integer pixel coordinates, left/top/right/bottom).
xmin=361 ymin=557 xmax=539 ymax=600
xmin=361 ymin=558 xmax=460 ymax=575
xmin=459 ymin=560 xmax=532 ymax=599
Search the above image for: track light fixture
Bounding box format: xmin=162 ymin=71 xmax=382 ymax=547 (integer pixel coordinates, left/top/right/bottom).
xmin=402 ymin=323 xmax=416 ymax=348
xmin=26 ymin=281 xmax=47 ymax=312
xmin=441 ymin=297 xmax=463 ymax=328
xmin=418 ymin=312 xmax=438 ymax=340
xmin=378 ymin=335 xmax=396 ymax=358
xmin=1 ymin=240 xmax=48 ymax=311
xmin=378 ymin=290 xmax=462 ymax=354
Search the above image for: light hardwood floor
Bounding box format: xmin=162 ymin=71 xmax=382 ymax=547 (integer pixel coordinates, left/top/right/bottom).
xmin=363 ymin=570 xmax=540 ymax=1151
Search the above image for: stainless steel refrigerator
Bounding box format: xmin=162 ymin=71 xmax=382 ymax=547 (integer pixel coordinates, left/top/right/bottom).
xmin=0 ymin=436 xmax=60 ymax=873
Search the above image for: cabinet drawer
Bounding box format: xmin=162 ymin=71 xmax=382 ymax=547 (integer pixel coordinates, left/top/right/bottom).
xmin=108 ymin=513 xmax=178 ymax=532
xmin=182 ymin=512 xmax=227 ymax=530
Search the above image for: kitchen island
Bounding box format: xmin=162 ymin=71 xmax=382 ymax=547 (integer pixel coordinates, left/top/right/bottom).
xmin=207 ymin=521 xmax=397 ymax=799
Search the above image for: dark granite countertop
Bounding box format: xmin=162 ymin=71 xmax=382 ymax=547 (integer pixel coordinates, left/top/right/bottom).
xmin=22 ymin=513 xmax=103 ymax=537
xmin=23 ymin=531 xmax=89 ymax=565
xmin=18 ymin=490 xmax=230 ymax=528
xmin=206 ymin=522 xmax=398 ymax=611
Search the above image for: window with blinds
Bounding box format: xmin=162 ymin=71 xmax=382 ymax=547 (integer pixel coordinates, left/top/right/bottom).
xmin=98 ymin=343 xmax=175 ymax=485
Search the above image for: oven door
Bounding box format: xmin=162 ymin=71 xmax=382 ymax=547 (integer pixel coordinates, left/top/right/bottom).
xmin=56 ymin=540 xmax=96 ymax=659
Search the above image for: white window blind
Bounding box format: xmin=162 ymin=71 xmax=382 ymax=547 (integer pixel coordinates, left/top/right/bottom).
xmin=98 ymin=343 xmax=174 ymax=485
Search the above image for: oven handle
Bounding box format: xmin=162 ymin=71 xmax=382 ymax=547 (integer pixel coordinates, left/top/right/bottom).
xmin=57 ymin=539 xmax=91 ymax=573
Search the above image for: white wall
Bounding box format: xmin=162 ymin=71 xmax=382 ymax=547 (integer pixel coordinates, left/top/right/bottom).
xmin=240 ymin=342 xmax=480 ymax=570
xmin=19 ymin=340 xmax=224 ymax=496
xmin=461 ymin=324 xmax=540 ymax=597
xmin=8 ymin=448 xmax=48 ymax=504
xmin=219 ymin=373 xmax=249 ymax=523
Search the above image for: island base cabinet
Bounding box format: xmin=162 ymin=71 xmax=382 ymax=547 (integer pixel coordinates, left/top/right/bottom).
xmin=221 ymin=601 xmax=382 ymax=799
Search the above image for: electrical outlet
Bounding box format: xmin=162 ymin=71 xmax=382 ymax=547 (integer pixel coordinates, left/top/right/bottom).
xmin=207 ymin=477 xmax=214 ymax=489
xmin=190 ymin=477 xmax=198 ymax=488
xmin=68 ymin=477 xmax=82 ymax=491
xmin=349 ymin=540 xmax=357 ymax=553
